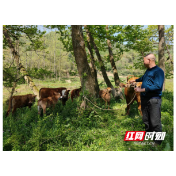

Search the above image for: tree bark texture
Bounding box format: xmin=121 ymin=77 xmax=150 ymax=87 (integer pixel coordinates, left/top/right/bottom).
xmin=158 ymin=25 xmax=165 ymax=90
xmin=84 ymin=25 xmax=100 ymax=96
xmin=3 ymin=26 xmax=40 ymax=99
xmin=71 ymin=25 xmax=99 ymax=97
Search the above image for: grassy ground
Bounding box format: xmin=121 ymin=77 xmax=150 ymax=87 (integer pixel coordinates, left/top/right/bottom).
xmin=3 ymin=76 xmax=173 ymax=151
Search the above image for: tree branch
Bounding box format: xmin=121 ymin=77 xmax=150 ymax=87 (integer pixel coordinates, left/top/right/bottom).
xmin=3 ymin=27 xmax=19 ymax=40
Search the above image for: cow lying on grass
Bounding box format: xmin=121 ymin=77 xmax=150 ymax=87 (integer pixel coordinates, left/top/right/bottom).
xmin=38 ymin=92 xmax=62 ymax=115
xmin=70 ymin=87 xmax=82 ymax=102
xmin=99 ymin=87 xmax=112 ymax=109
xmin=39 ymin=87 xmax=70 ymax=106
xmin=6 ymin=94 xmax=36 ymax=116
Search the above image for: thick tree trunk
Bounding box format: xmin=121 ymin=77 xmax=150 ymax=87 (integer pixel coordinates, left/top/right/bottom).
xmin=71 ymin=25 xmax=99 ymax=97
xmin=158 ymin=25 xmax=165 ymax=91
xmin=84 ymin=25 xmax=100 ymax=96
xmin=106 ymin=25 xmax=121 ymax=87
xmin=3 ymin=26 xmax=40 ymax=99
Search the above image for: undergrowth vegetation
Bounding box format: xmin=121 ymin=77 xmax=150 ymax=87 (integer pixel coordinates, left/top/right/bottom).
xmin=3 ymin=89 xmax=173 ymax=151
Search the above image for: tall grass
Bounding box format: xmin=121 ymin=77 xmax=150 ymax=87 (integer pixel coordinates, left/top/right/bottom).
xmin=3 ymin=79 xmax=173 ymax=151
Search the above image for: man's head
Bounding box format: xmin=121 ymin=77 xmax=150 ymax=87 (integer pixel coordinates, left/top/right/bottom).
xmin=143 ymin=53 xmax=156 ymax=68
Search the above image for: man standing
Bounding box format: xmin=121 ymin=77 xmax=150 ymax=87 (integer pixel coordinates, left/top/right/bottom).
xmin=130 ymin=53 xmax=164 ymax=145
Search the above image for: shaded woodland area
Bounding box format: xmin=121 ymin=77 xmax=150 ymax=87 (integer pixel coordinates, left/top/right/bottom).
xmin=3 ymin=25 xmax=174 ymax=151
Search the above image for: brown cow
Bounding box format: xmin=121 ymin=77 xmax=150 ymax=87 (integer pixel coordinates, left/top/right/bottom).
xmin=38 ymin=92 xmax=62 ymax=115
xmin=124 ymin=76 xmax=142 ymax=115
xmin=70 ymin=87 xmax=82 ymax=102
xmin=6 ymin=94 xmax=37 ymax=116
xmin=99 ymin=87 xmax=112 ymax=109
xmin=39 ymin=87 xmax=70 ymax=106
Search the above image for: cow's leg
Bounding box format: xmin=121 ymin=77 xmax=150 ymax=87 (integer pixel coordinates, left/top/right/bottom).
xmin=42 ymin=105 xmax=47 ymax=114
xmin=126 ymin=97 xmax=132 ymax=115
xmin=136 ymin=96 xmax=142 ymax=116
xmin=62 ymin=100 xmax=66 ymax=106
xmin=125 ymin=96 xmax=130 ymax=115
xmin=108 ymin=101 xmax=110 ymax=109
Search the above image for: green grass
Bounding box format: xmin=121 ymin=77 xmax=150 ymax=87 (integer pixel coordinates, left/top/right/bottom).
xmin=3 ymin=77 xmax=173 ymax=151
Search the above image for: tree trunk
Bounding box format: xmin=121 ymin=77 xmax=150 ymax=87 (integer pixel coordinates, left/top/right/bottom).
xmin=71 ymin=25 xmax=99 ymax=97
xmin=158 ymin=25 xmax=165 ymax=91
xmin=166 ymin=44 xmax=174 ymax=72
xmin=3 ymin=26 xmax=40 ymax=99
xmin=105 ymin=25 xmax=120 ymax=86
xmin=84 ymin=25 xmax=100 ymax=95
xmin=5 ymin=82 xmax=17 ymax=105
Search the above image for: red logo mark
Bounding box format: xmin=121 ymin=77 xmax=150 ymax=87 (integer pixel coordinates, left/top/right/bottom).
xmin=124 ymin=131 xmax=146 ymax=141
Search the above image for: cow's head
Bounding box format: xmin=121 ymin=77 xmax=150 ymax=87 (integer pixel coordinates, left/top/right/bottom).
xmin=62 ymin=89 xmax=70 ymax=98
xmin=29 ymin=95 xmax=37 ymax=104
xmin=106 ymin=87 xmax=112 ymax=93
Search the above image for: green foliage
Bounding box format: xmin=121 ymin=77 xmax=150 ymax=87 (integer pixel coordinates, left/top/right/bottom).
xmin=3 ymin=67 xmax=25 ymax=88
xmin=3 ymin=89 xmax=173 ymax=151
xmin=26 ymin=67 xmax=55 ymax=80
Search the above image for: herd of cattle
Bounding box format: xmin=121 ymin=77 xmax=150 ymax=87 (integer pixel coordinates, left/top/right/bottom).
xmin=6 ymin=75 xmax=143 ymax=117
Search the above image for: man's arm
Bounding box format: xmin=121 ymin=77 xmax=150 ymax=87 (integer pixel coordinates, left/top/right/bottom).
xmin=129 ymin=75 xmax=143 ymax=84
xmin=145 ymin=70 xmax=164 ymax=92
xmin=135 ymin=75 xmax=144 ymax=82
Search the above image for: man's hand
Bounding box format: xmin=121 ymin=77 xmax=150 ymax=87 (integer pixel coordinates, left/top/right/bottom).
xmin=134 ymin=87 xmax=145 ymax=93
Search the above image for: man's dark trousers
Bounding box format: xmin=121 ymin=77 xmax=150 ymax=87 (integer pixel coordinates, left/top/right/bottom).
xmin=141 ymin=98 xmax=162 ymax=145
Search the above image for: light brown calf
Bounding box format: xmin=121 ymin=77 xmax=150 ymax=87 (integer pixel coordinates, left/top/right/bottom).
xmin=124 ymin=76 xmax=142 ymax=115
xmin=38 ymin=92 xmax=62 ymax=115
xmin=99 ymin=87 xmax=112 ymax=109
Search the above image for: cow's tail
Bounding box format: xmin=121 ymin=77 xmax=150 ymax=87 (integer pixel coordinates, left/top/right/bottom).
xmin=127 ymin=75 xmax=134 ymax=82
